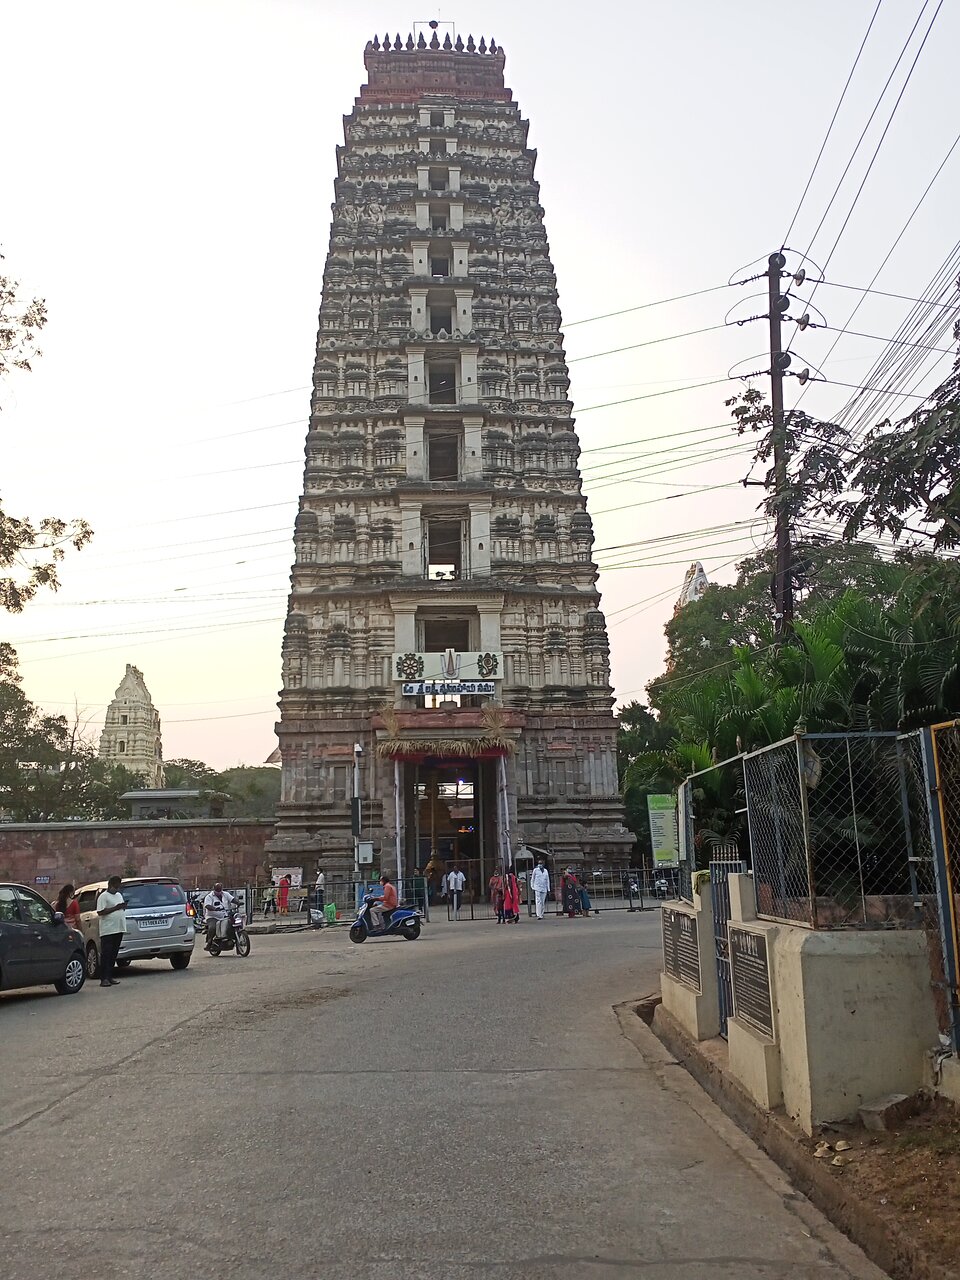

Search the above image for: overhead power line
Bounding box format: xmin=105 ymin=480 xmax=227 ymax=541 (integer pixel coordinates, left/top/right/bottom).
xmin=781 ymin=0 xmax=885 ymax=247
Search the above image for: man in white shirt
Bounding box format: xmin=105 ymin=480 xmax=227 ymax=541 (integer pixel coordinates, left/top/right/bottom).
xmin=97 ymin=876 xmax=127 ymax=987
xmin=315 ymin=869 xmax=325 ymax=910
xmin=530 ymin=859 xmax=551 ymax=920
xmin=445 ymin=865 xmax=466 ymax=919
xmin=203 ymin=882 xmax=235 ymax=950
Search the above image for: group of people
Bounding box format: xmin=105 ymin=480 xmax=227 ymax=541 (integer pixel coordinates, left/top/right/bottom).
xmin=488 ymin=867 xmax=522 ymax=923
xmin=260 ymin=875 xmax=293 ymax=915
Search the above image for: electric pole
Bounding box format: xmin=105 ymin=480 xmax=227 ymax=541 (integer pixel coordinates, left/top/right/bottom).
xmin=767 ymin=251 xmax=794 ymax=638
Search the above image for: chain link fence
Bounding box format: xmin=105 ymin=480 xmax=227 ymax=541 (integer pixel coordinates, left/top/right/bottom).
xmin=745 ymin=732 xmax=918 ymax=928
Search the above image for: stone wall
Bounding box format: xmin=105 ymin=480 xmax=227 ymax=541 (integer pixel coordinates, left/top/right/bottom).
xmin=0 ymin=820 xmax=277 ymax=890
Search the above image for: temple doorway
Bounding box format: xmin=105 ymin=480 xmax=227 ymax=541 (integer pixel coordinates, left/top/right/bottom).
xmin=401 ymin=758 xmax=500 ymax=901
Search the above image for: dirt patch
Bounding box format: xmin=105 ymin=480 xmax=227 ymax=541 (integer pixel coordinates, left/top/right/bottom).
xmin=266 ymin=986 xmax=352 ymax=1012
xmin=811 ymin=1097 xmax=960 ymax=1278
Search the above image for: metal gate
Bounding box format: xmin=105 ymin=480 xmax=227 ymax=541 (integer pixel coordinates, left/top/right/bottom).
xmin=710 ymin=857 xmax=746 ymax=1039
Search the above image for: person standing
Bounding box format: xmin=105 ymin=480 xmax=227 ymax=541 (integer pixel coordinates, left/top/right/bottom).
xmin=262 ymin=883 xmax=277 ymax=916
xmin=54 ymin=882 xmax=81 ymax=930
xmin=277 ymin=875 xmax=291 ymax=915
xmin=315 ymin=869 xmax=325 ymax=913
xmin=530 ymin=860 xmax=551 ymax=920
xmin=561 ymin=867 xmax=581 ymax=920
xmin=96 ymin=876 xmax=127 ymax=987
xmin=445 ymin=865 xmax=465 ymax=919
xmin=489 ymin=870 xmax=505 ymax=923
xmin=503 ymin=869 xmax=521 ymax=923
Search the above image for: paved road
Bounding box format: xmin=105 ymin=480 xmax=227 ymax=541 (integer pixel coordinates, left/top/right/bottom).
xmin=1 ymin=911 xmax=884 ymax=1279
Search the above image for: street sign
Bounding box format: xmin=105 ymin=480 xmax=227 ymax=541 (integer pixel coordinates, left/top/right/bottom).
xmin=34 ymin=875 xmax=52 ymax=885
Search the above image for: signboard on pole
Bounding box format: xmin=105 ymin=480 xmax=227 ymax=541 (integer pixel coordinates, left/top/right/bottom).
xmin=647 ymin=794 xmax=680 ymax=868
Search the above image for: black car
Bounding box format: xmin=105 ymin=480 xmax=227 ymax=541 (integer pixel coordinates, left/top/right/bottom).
xmin=0 ymin=882 xmax=86 ymax=996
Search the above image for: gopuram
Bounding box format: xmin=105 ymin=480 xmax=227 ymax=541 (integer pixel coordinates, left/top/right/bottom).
xmin=98 ymin=664 xmax=164 ymax=787
xmin=269 ymin=28 xmax=633 ymax=881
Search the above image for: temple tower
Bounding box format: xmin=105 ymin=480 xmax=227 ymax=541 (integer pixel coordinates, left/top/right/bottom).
xmin=98 ymin=664 xmax=164 ymax=786
xmin=269 ymin=29 xmax=633 ymax=878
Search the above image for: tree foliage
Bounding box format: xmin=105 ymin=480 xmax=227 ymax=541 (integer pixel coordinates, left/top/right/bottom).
xmin=0 ymin=644 xmax=146 ymax=820
xmin=841 ymin=353 xmax=960 ymax=551
xmin=1 ymin=251 xmax=92 ymax=610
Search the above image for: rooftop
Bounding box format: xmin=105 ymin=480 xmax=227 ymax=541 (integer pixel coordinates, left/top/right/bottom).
xmin=360 ymin=27 xmax=511 ymax=105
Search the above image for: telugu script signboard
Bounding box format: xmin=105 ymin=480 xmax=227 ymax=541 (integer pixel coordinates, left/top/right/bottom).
xmin=730 ymin=927 xmax=775 ymax=1039
xmin=661 ymin=907 xmax=701 ymax=992
xmin=401 ymin=681 xmax=496 ymax=696
xmin=647 ymin=794 xmax=680 ymax=867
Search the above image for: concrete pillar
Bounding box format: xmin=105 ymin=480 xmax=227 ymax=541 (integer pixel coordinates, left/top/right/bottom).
xmin=450 ymin=203 xmax=464 ymax=231
xmin=415 ymin=201 xmax=430 ymax=231
xmin=411 ymin=240 xmax=430 ymax=276
xmin=451 ymin=241 xmax=469 ymax=277
xmin=449 ymin=166 xmax=461 ymax=192
xmin=410 ymin=288 xmax=428 ymax=333
xmin=478 ymin=602 xmax=503 ymax=649
xmin=399 ymin=503 xmax=422 ymax=576
xmin=463 ymin=417 xmax=483 ymax=478
xmin=460 ymin=349 xmax=478 ymax=403
xmin=454 ymin=288 xmax=473 ymax=332
xmin=405 ymin=416 xmax=425 ymax=479
xmin=470 ymin=502 xmax=491 ymax=578
xmin=417 ymin=164 xmax=429 ymax=191
xmin=407 ymin=347 xmax=425 ymax=407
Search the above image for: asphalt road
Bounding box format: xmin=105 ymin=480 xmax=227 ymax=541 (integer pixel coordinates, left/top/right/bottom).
xmin=1 ymin=910 xmax=885 ymax=1279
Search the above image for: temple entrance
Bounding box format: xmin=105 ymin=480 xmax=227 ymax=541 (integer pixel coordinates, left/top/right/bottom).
xmin=401 ymin=758 xmax=500 ymax=901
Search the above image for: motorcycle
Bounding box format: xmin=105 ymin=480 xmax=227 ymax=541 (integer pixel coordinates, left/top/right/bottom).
xmin=349 ymin=894 xmax=422 ymax=943
xmin=205 ymin=909 xmax=252 ymax=957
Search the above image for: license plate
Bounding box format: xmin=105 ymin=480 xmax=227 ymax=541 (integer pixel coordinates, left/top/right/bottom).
xmin=138 ymin=916 xmax=170 ymax=929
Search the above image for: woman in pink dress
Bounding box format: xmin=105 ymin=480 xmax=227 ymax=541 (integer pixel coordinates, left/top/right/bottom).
xmin=502 ymin=870 xmax=521 ymax=924
xmin=277 ymin=875 xmax=291 ymax=914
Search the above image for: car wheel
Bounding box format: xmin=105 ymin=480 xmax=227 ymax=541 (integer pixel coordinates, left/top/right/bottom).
xmin=116 ymin=958 xmax=133 ymax=970
xmin=85 ymin=942 xmax=100 ymax=979
xmin=170 ymin=953 xmax=191 ymax=970
xmin=55 ymin=954 xmax=86 ymax=995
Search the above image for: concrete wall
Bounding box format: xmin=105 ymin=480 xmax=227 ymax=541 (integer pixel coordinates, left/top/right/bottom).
xmin=0 ymin=820 xmax=277 ymax=890
xmin=775 ymin=927 xmax=939 ymax=1132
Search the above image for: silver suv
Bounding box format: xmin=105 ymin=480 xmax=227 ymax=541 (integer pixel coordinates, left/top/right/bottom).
xmin=76 ymin=878 xmax=195 ymax=978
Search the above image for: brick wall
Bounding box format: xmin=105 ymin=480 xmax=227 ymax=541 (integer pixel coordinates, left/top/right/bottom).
xmin=0 ymin=820 xmax=277 ymax=891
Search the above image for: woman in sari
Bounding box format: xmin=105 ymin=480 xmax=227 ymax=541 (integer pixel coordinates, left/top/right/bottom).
xmin=561 ymin=868 xmax=581 ymax=919
xmin=503 ymin=869 xmax=521 ymax=923
xmin=489 ymin=870 xmax=505 ymax=923
xmin=277 ymin=875 xmax=291 ymax=914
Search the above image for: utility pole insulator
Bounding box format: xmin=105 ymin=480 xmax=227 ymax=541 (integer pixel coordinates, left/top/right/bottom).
xmin=767 ymin=251 xmax=794 ymax=639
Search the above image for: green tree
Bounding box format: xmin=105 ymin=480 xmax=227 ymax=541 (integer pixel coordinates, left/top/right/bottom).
xmin=1 ymin=253 xmax=92 ymax=611
xmin=616 ymin=701 xmax=675 ymax=863
xmin=164 ymin=758 xmax=219 ymax=789
xmin=213 ymin=766 xmax=281 ymax=819
xmin=841 ymin=356 xmax=960 ymax=551
xmin=0 ymin=646 xmax=147 ymax=819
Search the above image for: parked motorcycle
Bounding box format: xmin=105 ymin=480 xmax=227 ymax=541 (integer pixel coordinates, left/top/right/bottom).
xmin=206 ymin=909 xmax=251 ymax=957
xmin=349 ymin=894 xmax=422 ymax=943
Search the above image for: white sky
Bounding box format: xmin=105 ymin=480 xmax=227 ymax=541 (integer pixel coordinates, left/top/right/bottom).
xmin=3 ymin=0 xmax=958 ymax=768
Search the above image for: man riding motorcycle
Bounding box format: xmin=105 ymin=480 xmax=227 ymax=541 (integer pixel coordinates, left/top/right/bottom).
xmin=368 ymin=874 xmax=397 ymax=932
xmin=202 ymin=882 xmax=236 ymax=951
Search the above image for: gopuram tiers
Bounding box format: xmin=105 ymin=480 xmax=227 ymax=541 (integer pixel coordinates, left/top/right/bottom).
xmin=268 ymin=30 xmax=634 ymax=878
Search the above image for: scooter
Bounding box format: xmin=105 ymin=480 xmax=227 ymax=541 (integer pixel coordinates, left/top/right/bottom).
xmin=349 ymin=894 xmax=422 ymax=943
xmin=205 ymin=910 xmax=252 ymax=957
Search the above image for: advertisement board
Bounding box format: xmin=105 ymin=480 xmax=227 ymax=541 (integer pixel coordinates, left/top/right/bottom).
xmin=646 ymin=794 xmax=680 ymax=867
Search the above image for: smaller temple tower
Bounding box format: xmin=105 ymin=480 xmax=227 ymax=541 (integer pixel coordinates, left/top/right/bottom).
xmin=98 ymin=664 xmax=164 ymax=786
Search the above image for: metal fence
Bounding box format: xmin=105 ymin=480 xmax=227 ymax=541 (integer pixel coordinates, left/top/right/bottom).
xmin=677 ymin=756 xmax=748 ymax=902
xmin=744 ymin=732 xmax=917 ymax=929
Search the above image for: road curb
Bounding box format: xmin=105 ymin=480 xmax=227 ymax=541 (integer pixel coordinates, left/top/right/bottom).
xmin=615 ymin=998 xmax=953 ymax=1280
